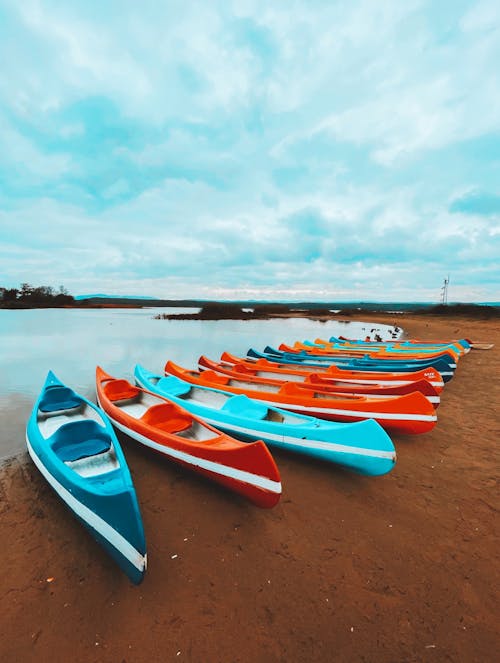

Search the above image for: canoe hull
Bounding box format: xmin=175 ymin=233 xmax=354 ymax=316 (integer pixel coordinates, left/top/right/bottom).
xmin=103 ymin=409 xmax=281 ymax=508
xmin=271 ymin=345 xmax=457 ymax=372
xmin=220 ymin=352 xmax=445 ymax=390
xmin=296 ymin=339 xmax=461 ymax=362
xmin=198 ymin=356 xmax=440 ymax=407
xmin=26 ymin=372 xmax=146 ymax=584
xmin=328 ymin=336 xmax=469 ymax=356
xmin=96 ymin=368 xmax=282 ymax=508
xmin=248 ymin=349 xmax=455 ymax=381
xmin=134 ymin=366 xmax=397 ymax=476
xmin=165 ymin=362 xmax=438 ymax=435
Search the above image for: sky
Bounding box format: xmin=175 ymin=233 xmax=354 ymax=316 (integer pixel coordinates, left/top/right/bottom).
xmin=0 ymin=0 xmax=499 ymax=302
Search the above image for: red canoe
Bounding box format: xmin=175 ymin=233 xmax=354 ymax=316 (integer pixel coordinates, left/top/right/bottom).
xmin=96 ymin=367 xmax=282 ymax=508
xmin=198 ymin=356 xmax=440 ymax=407
xmin=220 ymin=352 xmax=445 ymax=392
xmin=165 ymin=362 xmax=438 ymax=435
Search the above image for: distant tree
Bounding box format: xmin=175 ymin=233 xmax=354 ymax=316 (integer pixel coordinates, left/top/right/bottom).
xmin=34 ymin=286 xmax=54 ymax=302
xmin=1 ymin=283 xmax=74 ymax=306
xmin=18 ymin=284 xmax=57 ymax=302
xmin=3 ymin=288 xmax=19 ymax=301
xmin=54 ymin=292 xmax=75 ymax=305
xmin=19 ymin=283 xmax=33 ymax=300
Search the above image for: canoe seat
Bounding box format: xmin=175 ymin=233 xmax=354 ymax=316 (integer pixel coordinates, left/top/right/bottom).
xmin=222 ymin=395 xmax=269 ymax=420
xmin=140 ymin=404 xmax=193 ymax=433
xmin=231 ymin=364 xmax=254 ymax=374
xmin=51 ymin=420 xmax=111 ymax=462
xmin=39 ymin=386 xmax=81 ymax=413
xmin=156 ymin=376 xmax=192 ymax=397
xmin=278 ymin=383 xmax=305 ymax=396
xmin=201 ymin=370 xmax=229 ymax=385
xmin=104 ymin=379 xmax=140 ymax=402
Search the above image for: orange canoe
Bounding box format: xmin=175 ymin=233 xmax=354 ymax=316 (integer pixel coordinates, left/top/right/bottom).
xmin=199 ymin=356 xmax=440 ymax=407
xmin=96 ymin=367 xmax=282 ymax=508
xmin=220 ymin=352 xmax=445 ymax=392
xmin=325 ymin=337 xmax=469 ymax=357
xmin=165 ymin=362 xmax=438 ymax=435
xmin=283 ymin=341 xmax=461 ymax=363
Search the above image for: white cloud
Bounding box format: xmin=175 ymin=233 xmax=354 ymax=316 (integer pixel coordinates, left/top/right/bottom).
xmin=0 ymin=0 xmax=499 ymax=301
xmin=264 ymin=1 xmax=500 ymax=165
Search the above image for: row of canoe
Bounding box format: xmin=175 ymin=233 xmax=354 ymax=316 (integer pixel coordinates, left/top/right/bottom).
xmin=26 ymin=335 xmax=469 ymax=583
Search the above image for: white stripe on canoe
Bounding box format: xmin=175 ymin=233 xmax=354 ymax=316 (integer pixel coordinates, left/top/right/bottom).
xmin=330 ymin=377 xmax=445 ymax=388
xmin=323 ymin=378 xmax=444 ymax=388
xmin=236 ymin=372 xmax=441 ymax=402
xmin=273 ymin=364 xmax=453 ymax=378
xmin=103 ymin=410 xmax=282 ymax=495
xmin=231 ymin=362 xmax=446 ymax=387
xmin=198 ymin=417 xmax=396 ymax=460
xmin=133 ymin=377 xmax=395 ymax=462
xmin=308 ymin=391 xmax=439 ymax=405
xmin=237 ymin=401 xmax=438 ymax=422
xmin=26 ymin=436 xmax=146 ymax=574
xmin=284 ymin=357 xmax=456 ymax=370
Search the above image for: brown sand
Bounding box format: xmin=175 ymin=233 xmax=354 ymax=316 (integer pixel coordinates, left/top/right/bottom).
xmin=0 ymin=314 xmax=498 ymax=663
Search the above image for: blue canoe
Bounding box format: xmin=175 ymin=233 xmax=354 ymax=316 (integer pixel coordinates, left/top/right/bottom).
xmin=328 ymin=336 xmax=470 ymax=354
xmin=134 ymin=364 xmax=396 ymax=477
xmin=302 ymin=339 xmax=466 ymax=358
xmin=26 ymin=371 xmax=147 ymax=584
xmin=248 ymin=347 xmax=455 ymax=381
xmin=273 ymin=345 xmax=457 ymax=370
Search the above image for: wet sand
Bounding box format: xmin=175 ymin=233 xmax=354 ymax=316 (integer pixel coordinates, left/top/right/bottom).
xmin=0 ymin=313 xmax=498 ymax=662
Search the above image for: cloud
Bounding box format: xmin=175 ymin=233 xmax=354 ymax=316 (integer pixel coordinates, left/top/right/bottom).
xmin=0 ymin=0 xmax=499 ymax=302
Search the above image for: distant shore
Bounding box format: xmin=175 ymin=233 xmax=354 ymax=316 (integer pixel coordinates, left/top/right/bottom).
xmin=0 ymin=302 xmax=144 ymax=310
xmin=2 ymin=298 xmax=498 ymax=319
xmin=155 ymin=302 xmax=499 ymax=321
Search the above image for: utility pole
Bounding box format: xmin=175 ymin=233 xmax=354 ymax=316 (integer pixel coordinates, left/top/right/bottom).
xmin=440 ymin=275 xmax=449 ymax=304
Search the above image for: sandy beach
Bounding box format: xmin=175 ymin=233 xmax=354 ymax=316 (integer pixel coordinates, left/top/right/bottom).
xmin=1 ymin=313 xmax=498 ymax=663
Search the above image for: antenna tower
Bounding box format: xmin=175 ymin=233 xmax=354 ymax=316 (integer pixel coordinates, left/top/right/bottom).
xmin=440 ymin=275 xmax=449 ymax=304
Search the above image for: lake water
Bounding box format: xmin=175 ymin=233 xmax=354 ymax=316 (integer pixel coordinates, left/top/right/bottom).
xmin=0 ymin=308 xmax=398 ymax=460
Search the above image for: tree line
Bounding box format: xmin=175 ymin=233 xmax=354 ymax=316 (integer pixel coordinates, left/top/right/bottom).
xmin=0 ymin=283 xmax=75 ymax=306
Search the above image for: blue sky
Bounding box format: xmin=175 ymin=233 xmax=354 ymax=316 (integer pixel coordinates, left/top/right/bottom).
xmin=0 ymin=0 xmax=499 ymax=302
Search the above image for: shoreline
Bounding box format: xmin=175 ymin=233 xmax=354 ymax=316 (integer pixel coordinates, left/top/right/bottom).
xmin=1 ymin=312 xmax=498 ymax=662
xmin=2 ymin=301 xmax=498 ymax=317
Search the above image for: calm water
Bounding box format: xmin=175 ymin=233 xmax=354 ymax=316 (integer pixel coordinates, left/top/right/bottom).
xmin=0 ymin=308 xmax=397 ymax=459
